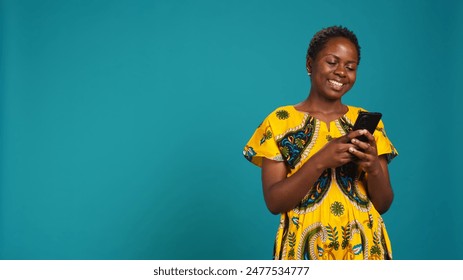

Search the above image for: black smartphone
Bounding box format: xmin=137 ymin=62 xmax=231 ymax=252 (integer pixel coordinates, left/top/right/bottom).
xmin=352 ymin=111 xmax=382 ymax=142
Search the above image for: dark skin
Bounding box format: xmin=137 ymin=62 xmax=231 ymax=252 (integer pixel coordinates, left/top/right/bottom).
xmin=262 ymin=37 xmax=393 ymax=215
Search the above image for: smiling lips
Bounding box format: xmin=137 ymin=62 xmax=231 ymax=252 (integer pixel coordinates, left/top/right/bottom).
xmin=328 ymin=79 xmax=344 ymax=90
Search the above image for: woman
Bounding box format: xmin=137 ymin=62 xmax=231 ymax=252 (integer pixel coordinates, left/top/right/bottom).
xmin=243 ymin=26 xmax=398 ymax=260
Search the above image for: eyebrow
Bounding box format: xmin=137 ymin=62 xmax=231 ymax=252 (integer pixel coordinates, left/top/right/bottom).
xmin=325 ymin=53 xmax=358 ymax=64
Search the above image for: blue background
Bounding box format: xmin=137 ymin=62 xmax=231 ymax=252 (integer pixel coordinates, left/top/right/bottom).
xmin=1 ymin=0 xmax=462 ymax=260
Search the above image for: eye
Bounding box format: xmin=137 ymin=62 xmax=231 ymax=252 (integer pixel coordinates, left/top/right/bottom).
xmin=346 ymin=64 xmax=356 ymax=71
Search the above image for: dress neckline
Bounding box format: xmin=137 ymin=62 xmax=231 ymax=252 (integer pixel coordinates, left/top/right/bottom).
xmin=290 ymin=105 xmax=351 ymax=132
xmin=291 ymin=105 xmax=350 ymax=121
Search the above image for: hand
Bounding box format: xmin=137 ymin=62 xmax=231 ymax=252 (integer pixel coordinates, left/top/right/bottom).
xmin=312 ymin=133 xmax=357 ymax=169
xmin=348 ymin=129 xmax=382 ymax=175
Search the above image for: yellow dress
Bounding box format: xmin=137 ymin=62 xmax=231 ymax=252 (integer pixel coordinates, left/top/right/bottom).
xmin=243 ymin=105 xmax=398 ymax=260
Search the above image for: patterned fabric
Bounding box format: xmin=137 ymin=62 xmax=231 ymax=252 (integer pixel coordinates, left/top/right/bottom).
xmin=243 ymin=105 xmax=398 ymax=260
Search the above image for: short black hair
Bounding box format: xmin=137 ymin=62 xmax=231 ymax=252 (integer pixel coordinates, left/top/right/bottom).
xmin=306 ymin=26 xmax=361 ymax=65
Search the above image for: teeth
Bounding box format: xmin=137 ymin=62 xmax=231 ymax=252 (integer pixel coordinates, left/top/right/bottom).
xmin=329 ymin=80 xmax=343 ymax=87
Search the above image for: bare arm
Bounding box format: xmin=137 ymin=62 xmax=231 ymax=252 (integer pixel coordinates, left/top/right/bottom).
xmin=261 ymin=156 xmax=324 ymax=214
xmin=349 ymin=131 xmax=394 ymax=214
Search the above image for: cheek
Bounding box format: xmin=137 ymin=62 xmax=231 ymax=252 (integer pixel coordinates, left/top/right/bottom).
xmin=349 ymin=73 xmax=357 ymax=83
xmin=313 ymin=63 xmax=332 ymax=74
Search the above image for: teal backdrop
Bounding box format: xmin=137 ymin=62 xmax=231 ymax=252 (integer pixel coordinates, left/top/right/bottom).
xmin=1 ymin=0 xmax=462 ymax=260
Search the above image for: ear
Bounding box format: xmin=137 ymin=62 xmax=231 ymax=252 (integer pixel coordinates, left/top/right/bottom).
xmin=306 ymin=58 xmax=313 ymax=75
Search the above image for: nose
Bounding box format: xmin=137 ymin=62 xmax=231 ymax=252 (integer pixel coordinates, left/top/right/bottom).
xmin=334 ymin=65 xmax=346 ymax=77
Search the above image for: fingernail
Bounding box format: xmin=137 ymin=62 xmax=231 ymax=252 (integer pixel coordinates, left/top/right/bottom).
xmin=351 ymin=138 xmax=357 ymax=144
xmin=349 ymin=147 xmax=355 ymax=152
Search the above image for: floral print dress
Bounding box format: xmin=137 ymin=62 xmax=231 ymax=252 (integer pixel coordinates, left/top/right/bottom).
xmin=243 ymin=105 xmax=398 ymax=260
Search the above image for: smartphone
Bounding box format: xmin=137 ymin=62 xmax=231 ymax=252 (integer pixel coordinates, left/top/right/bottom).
xmin=352 ymin=111 xmax=382 ymax=142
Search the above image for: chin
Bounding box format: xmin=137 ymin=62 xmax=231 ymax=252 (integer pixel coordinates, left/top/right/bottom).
xmin=326 ymin=91 xmax=347 ymax=100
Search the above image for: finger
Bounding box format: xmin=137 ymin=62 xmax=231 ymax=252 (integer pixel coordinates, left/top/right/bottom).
xmin=338 ymin=144 xmax=357 ymax=161
xmin=347 ymin=129 xmax=368 ymax=141
xmin=351 ymin=138 xmax=377 ymax=157
xmin=338 ymin=134 xmax=353 ymax=143
xmin=348 ymin=146 xmax=368 ymax=160
xmin=339 ymin=143 xmax=357 ymax=153
xmin=361 ymin=130 xmax=376 ymax=145
xmin=357 ymin=131 xmax=378 ymax=155
xmin=350 ymin=137 xmax=370 ymax=150
xmin=343 ymin=153 xmax=357 ymax=164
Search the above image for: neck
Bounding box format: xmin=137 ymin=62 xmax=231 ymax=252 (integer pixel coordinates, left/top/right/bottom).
xmin=302 ymin=94 xmax=345 ymax=113
xmin=294 ymin=94 xmax=348 ymax=124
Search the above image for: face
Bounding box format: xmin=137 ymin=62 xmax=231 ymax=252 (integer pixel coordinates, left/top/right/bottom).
xmin=307 ymin=37 xmax=359 ymax=101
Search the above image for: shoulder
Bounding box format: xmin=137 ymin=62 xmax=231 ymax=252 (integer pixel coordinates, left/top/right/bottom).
xmin=346 ymin=105 xmax=367 ymax=115
xmin=259 ymin=105 xmax=305 ymax=133
xmin=266 ymin=105 xmax=295 ymax=122
xmin=256 ymin=105 xmax=296 ymax=124
xmin=345 ymin=104 xmax=381 ymax=120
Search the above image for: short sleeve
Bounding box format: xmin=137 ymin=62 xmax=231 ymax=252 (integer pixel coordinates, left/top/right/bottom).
xmin=243 ymin=117 xmax=284 ymax=167
xmin=374 ymin=120 xmax=398 ymax=163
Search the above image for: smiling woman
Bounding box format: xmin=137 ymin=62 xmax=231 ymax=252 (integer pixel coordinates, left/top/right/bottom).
xmin=304 ymin=36 xmax=358 ymax=108
xmin=243 ymin=26 xmax=398 ymax=260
